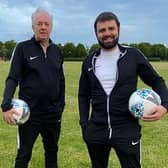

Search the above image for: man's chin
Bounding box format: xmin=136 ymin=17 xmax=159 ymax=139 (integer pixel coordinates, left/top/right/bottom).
xmin=98 ymin=39 xmax=119 ymax=50
xmin=38 ymin=37 xmax=49 ymax=42
xmin=100 ymin=42 xmax=117 ymax=49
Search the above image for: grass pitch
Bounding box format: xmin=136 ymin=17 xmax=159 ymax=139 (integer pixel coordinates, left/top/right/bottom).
xmin=0 ymin=61 xmax=168 ymax=168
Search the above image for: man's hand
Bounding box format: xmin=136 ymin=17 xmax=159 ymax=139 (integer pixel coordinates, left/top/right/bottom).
xmin=3 ymin=109 xmax=19 ymax=125
xmin=141 ymin=105 xmax=167 ymax=122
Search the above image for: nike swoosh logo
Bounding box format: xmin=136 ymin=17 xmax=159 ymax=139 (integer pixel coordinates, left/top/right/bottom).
xmin=30 ymin=56 xmax=39 ymax=60
xmin=88 ymin=67 xmax=93 ymax=71
xmin=131 ymin=140 xmax=140 ymax=145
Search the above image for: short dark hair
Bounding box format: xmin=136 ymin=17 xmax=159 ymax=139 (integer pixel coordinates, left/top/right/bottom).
xmin=94 ymin=12 xmax=120 ymax=32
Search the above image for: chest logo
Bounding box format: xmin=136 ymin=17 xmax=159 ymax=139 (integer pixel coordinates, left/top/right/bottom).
xmin=30 ymin=56 xmax=39 ymax=60
xmin=131 ymin=140 xmax=140 ymax=146
xmin=88 ymin=67 xmax=93 ymax=71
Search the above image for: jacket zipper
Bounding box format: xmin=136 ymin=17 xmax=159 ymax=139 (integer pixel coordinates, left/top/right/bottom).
xmin=44 ymin=53 xmax=47 ymax=58
xmin=91 ymin=51 xmax=126 ymax=140
xmin=107 ymin=95 xmax=112 ymax=139
xmin=92 ymin=54 xmax=113 ymax=139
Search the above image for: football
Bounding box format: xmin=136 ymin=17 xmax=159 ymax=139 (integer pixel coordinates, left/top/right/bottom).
xmin=11 ymin=99 xmax=30 ymax=125
xmin=128 ymin=88 xmax=161 ymax=118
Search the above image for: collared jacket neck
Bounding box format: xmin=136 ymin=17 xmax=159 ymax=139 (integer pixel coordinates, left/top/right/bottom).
xmin=31 ymin=36 xmax=53 ymax=45
xmin=93 ymin=44 xmax=127 ymax=57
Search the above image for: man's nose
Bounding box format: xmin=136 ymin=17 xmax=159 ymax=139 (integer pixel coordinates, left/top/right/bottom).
xmin=41 ymin=23 xmax=47 ymax=29
xmin=104 ymin=29 xmax=111 ymax=36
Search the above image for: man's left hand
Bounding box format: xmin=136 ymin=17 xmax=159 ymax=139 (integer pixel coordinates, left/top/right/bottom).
xmin=141 ymin=105 xmax=167 ymax=122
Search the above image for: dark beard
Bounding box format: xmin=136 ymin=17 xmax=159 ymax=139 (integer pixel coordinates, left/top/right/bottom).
xmin=98 ymin=36 xmax=119 ymax=49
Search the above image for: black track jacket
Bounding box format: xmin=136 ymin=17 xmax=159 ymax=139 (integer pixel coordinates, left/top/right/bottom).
xmin=1 ymin=37 xmax=65 ymax=116
xmin=78 ymin=44 xmax=168 ymax=143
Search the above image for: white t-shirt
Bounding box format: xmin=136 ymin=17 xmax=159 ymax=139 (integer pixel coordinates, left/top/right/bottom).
xmin=95 ymin=46 xmax=120 ymax=95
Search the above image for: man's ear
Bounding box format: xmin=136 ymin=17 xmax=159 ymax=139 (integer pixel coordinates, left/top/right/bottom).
xmin=32 ymin=24 xmax=35 ymax=32
xmin=118 ymin=27 xmax=120 ymax=34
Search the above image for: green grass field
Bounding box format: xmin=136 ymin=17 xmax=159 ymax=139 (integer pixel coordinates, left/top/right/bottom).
xmin=0 ymin=61 xmax=168 ymax=168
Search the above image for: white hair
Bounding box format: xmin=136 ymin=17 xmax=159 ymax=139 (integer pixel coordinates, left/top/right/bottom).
xmin=32 ymin=7 xmax=53 ymax=25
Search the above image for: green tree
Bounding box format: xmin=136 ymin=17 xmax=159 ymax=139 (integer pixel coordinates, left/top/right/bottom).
xmin=89 ymin=43 xmax=99 ymax=53
xmin=137 ymin=42 xmax=152 ymax=58
xmin=76 ymin=43 xmax=87 ymax=58
xmin=151 ymin=44 xmax=163 ymax=59
xmin=165 ymin=47 xmax=168 ymax=60
xmin=4 ymin=40 xmax=16 ymax=60
xmin=0 ymin=41 xmax=3 ymax=49
xmin=62 ymin=42 xmax=76 ymax=58
xmin=153 ymin=44 xmax=168 ymax=60
xmin=0 ymin=44 xmax=8 ymax=60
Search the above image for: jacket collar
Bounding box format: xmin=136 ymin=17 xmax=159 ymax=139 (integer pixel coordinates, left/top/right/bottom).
xmin=31 ymin=36 xmax=53 ymax=45
xmin=93 ymin=44 xmax=127 ymax=58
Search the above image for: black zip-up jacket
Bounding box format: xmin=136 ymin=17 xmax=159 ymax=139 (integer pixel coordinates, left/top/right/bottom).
xmin=1 ymin=37 xmax=65 ymax=116
xmin=78 ymin=44 xmax=168 ymax=143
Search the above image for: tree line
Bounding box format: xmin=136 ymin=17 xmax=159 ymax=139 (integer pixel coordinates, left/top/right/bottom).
xmin=0 ymin=40 xmax=168 ymax=61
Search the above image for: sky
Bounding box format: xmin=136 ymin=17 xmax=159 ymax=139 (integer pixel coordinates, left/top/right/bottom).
xmin=0 ymin=0 xmax=168 ymax=46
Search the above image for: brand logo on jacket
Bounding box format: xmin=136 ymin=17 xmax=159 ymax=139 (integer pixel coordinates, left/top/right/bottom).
xmin=131 ymin=140 xmax=140 ymax=146
xmin=88 ymin=67 xmax=93 ymax=71
xmin=30 ymin=56 xmax=39 ymax=60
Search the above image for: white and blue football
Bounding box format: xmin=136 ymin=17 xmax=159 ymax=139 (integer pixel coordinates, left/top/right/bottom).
xmin=11 ymin=99 xmax=30 ymax=125
xmin=128 ymin=88 xmax=161 ymax=118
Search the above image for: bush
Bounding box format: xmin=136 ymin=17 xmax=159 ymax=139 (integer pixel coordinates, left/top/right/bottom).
xmin=148 ymin=57 xmax=161 ymax=61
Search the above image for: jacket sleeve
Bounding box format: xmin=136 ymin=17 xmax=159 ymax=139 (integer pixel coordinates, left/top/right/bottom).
xmin=1 ymin=44 xmax=24 ymax=112
xmin=78 ymin=60 xmax=91 ymax=127
xmin=136 ymin=49 xmax=168 ymax=110
xmin=59 ymin=58 xmax=65 ymax=113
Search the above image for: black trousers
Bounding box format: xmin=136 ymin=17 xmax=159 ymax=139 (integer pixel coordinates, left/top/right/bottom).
xmin=86 ymin=138 xmax=141 ymax=168
xmin=15 ymin=112 xmax=61 ymax=168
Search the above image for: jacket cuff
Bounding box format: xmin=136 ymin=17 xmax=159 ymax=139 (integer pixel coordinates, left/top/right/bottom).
xmin=161 ymin=102 xmax=168 ymax=112
xmin=1 ymin=103 xmax=13 ymax=112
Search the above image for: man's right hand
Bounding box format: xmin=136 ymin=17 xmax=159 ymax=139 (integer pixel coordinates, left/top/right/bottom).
xmin=3 ymin=109 xmax=19 ymax=125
